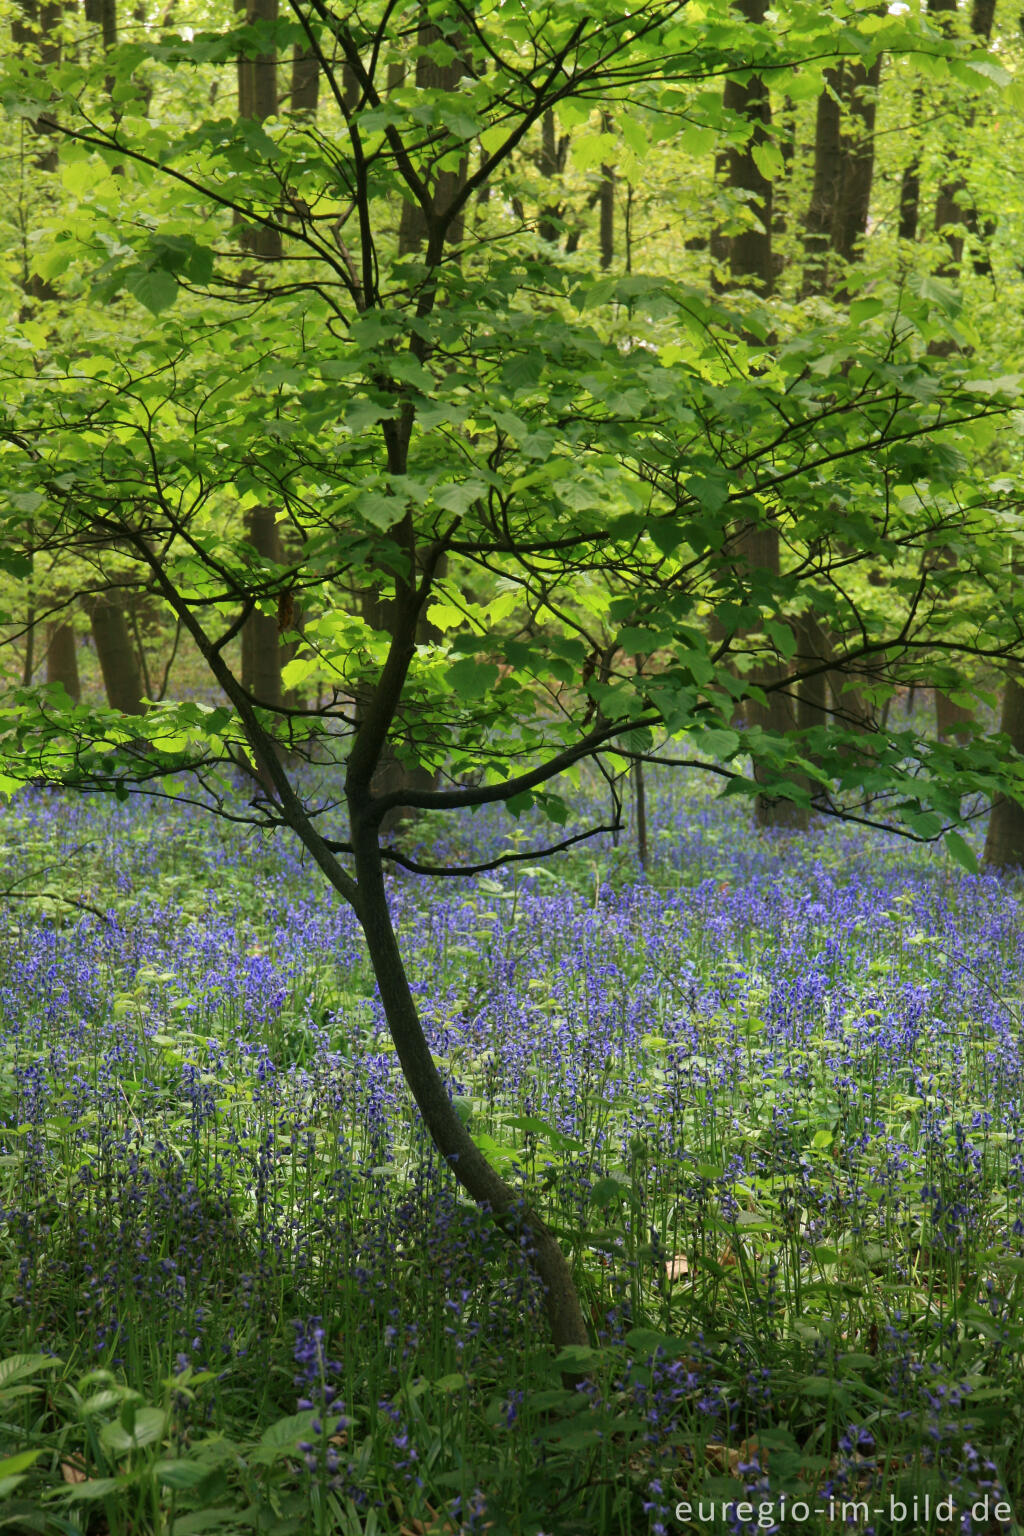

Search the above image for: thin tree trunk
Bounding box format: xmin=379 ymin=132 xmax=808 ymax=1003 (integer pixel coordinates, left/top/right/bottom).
xmin=536 ymin=109 xmax=567 ymax=245
xmin=599 ymin=165 xmax=614 ymax=270
xmin=635 ymin=760 xmax=647 ymax=869
xmin=348 ymin=818 xmax=589 ymax=1349
xmin=22 ymin=610 xmax=35 ymax=687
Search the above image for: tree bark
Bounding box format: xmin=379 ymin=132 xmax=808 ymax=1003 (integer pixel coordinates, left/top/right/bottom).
xmin=241 ymin=507 xmax=284 ymax=709
xmin=831 ymin=55 xmax=881 ymax=275
xmin=719 ymin=0 xmax=773 ymax=292
xmin=711 ymin=0 xmax=805 ymax=828
xmin=348 ymin=814 xmax=589 ymax=1349
xmin=237 ymin=0 xmax=284 ymax=261
xmin=398 ymin=18 xmax=470 ymax=255
xmin=290 ymin=44 xmax=319 ymax=114
xmin=800 ymin=69 xmax=843 ymax=297
xmin=984 ymin=675 xmax=1024 ymax=870
xmin=599 ymin=165 xmax=614 ymax=270
xmin=536 ymin=109 xmax=568 ymax=245
xmin=800 ymin=56 xmax=881 ymax=293
xmin=88 ymin=592 xmax=145 ymax=714
xmin=930 ymin=0 xmax=995 ymax=281
xmin=935 ymin=688 xmax=973 ymax=742
xmin=46 ymin=621 xmax=81 ymax=702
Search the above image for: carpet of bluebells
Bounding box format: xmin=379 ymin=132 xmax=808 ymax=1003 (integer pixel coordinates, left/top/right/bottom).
xmin=2 ymin=772 xmax=1024 ymax=1535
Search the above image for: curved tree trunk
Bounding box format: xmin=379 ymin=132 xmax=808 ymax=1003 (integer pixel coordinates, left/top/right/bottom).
xmin=984 ymin=675 xmax=1024 ymax=870
xmin=348 ymin=815 xmax=589 ymax=1349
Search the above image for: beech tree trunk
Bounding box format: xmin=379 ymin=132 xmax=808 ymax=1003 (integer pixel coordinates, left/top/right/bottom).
xmin=399 ymin=19 xmax=469 ymax=254
xmin=718 ymin=0 xmax=773 ymax=293
xmin=930 ymin=0 xmax=996 ymax=283
xmin=797 ymin=54 xmax=882 ymax=729
xmin=46 ymin=621 xmax=81 ymax=702
xmin=831 ymin=55 xmax=881 ymax=275
xmin=13 ymin=0 xmax=62 ymax=308
xmin=599 ymin=164 xmax=614 ymax=270
xmin=800 ymin=68 xmax=843 ymax=297
xmin=237 ymin=0 xmax=284 ymax=262
xmin=711 ymin=0 xmax=805 ymax=828
xmin=241 ymin=507 xmax=284 ymax=708
xmin=290 ymin=44 xmax=319 ymax=114
xmin=935 ymin=689 xmax=973 ymax=742
xmin=984 ymin=676 xmax=1024 ymax=870
xmin=88 ymin=593 xmax=145 ymax=714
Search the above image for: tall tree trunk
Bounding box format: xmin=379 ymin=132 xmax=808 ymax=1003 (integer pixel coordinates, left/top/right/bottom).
xmin=926 ymin=0 xmax=993 ymax=735
xmin=46 ymin=621 xmax=80 ymax=702
xmin=797 ymin=52 xmax=883 ymax=731
xmin=719 ymin=0 xmax=773 ymax=293
xmin=800 ymin=68 xmax=843 ymax=297
xmin=536 ymin=109 xmax=568 ymax=246
xmin=599 ymin=166 xmax=614 ymax=270
xmin=598 ymin=110 xmax=614 ymax=270
xmin=935 ymin=689 xmax=973 ymax=742
xmin=712 ymin=0 xmax=805 ymax=828
xmin=237 ymin=0 xmax=283 ymax=261
xmin=241 ymin=507 xmax=284 ymax=709
xmin=88 ymin=593 xmax=145 ymax=714
xmin=801 ymin=56 xmax=881 ymax=288
xmin=290 ymin=44 xmax=319 ymax=114
xmin=984 ymin=675 xmax=1024 ymax=870
xmin=398 ymin=18 xmax=470 ymax=255
xmin=235 ymin=8 xmax=285 ymax=710
xmin=13 ymin=0 xmax=63 ymax=307
xmin=831 ymin=56 xmax=881 ymax=291
xmin=930 ymin=0 xmax=996 ymax=283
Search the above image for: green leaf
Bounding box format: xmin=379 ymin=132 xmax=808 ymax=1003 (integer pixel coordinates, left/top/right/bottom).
xmin=51 ymin=1477 xmax=125 ymax=1502
xmin=155 ymin=1458 xmax=213 ymax=1489
xmin=750 ymin=141 xmax=784 ymax=182
xmin=123 ymin=266 xmax=179 ymax=314
xmin=447 ymin=658 xmax=499 ymax=699
xmin=944 ymin=831 xmax=978 ymax=874
xmin=697 ymin=728 xmax=739 ymax=759
xmin=0 ymin=1451 xmax=42 ymax=1478
xmin=0 ymin=1354 xmax=61 ymax=1394
xmin=358 ymin=491 xmax=407 ymax=530
xmin=100 ymin=1405 xmax=165 ymax=1453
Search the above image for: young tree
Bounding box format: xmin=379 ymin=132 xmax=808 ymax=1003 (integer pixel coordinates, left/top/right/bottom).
xmin=2 ymin=0 xmax=1023 ymax=1350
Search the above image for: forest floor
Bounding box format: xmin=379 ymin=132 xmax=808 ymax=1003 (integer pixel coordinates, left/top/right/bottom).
xmin=1 ymin=773 xmax=1022 ymax=1535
